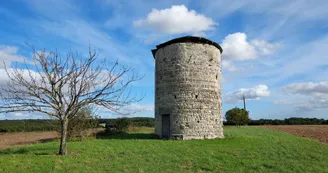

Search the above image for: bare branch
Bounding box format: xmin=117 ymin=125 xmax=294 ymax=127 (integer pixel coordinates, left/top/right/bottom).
xmin=0 ymin=43 xmax=143 ymax=155
xmin=0 ymin=43 xmax=143 ymax=118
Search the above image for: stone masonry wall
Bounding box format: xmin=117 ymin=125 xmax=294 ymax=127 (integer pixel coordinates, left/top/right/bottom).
xmin=154 ymin=42 xmax=224 ymax=140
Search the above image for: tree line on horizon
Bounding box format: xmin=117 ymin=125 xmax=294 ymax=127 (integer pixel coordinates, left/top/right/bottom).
xmin=0 ymin=117 xmax=155 ymax=133
xmin=247 ymin=117 xmax=328 ymax=125
xmin=224 ymin=107 xmax=328 ymax=126
xmin=1 ymin=116 xmax=327 ymax=133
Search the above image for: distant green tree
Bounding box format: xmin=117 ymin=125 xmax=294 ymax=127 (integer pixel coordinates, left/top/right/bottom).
xmin=114 ymin=118 xmax=130 ymax=132
xmin=225 ymin=107 xmax=249 ymax=126
xmin=105 ymin=117 xmax=131 ymax=134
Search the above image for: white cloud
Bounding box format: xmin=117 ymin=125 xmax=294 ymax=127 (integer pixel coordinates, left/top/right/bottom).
xmin=94 ymin=103 xmax=154 ymax=119
xmin=221 ymin=32 xmax=279 ymax=61
xmin=221 ymin=32 xmax=257 ymax=60
xmin=105 ymin=14 xmax=129 ymax=29
xmin=24 ymin=0 xmax=149 ymax=68
xmin=14 ymin=112 xmax=24 ymax=117
xmin=133 ymin=5 xmax=216 ymax=35
xmin=0 ymin=68 xmax=44 ymax=88
xmin=224 ymin=84 xmax=270 ymax=103
xmin=294 ymin=98 xmax=328 ymax=112
xmin=201 ymin=0 xmax=328 ymax=22
xmin=275 ymin=97 xmax=328 ymax=112
xmin=222 ymin=60 xmax=238 ymax=72
xmin=278 ymin=81 xmax=328 ymax=112
xmin=122 ymin=103 xmax=154 ymax=112
xmin=0 ymin=46 xmax=26 ymax=68
xmin=251 ymin=40 xmax=280 ymax=55
xmin=237 ymin=34 xmax=328 ymax=88
xmin=273 ymin=100 xmax=298 ymax=105
xmin=2 ymin=111 xmax=52 ymax=120
xmin=0 ymin=67 xmax=151 ymax=119
xmin=281 ymin=82 xmax=328 ymax=96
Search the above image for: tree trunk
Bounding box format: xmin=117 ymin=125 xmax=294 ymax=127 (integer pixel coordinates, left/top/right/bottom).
xmin=59 ymin=118 xmax=68 ymax=155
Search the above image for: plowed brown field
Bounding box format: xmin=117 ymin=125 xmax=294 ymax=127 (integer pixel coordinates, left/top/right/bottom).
xmin=0 ymin=131 xmax=58 ymax=149
xmin=0 ymin=129 xmax=102 ymax=149
xmin=261 ymin=125 xmax=328 ymax=144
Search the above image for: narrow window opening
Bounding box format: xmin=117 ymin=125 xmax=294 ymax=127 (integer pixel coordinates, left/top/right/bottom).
xmin=195 ymin=95 xmax=198 ymax=99
xmin=174 ymin=95 xmax=177 ymax=99
xmin=216 ymin=75 xmax=218 ymax=80
xmin=160 ymin=76 xmax=163 ymax=80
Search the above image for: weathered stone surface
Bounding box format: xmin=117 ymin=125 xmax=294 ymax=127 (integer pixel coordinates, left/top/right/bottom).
xmin=153 ymin=36 xmax=224 ymax=140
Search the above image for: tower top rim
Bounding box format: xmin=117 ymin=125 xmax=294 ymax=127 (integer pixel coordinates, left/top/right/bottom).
xmin=151 ymin=36 xmax=223 ymax=58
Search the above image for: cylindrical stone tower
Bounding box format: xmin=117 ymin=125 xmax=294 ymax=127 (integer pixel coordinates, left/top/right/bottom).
xmin=152 ymin=36 xmax=224 ymax=140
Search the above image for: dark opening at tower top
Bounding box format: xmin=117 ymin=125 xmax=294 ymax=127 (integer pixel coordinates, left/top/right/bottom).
xmin=151 ymin=36 xmax=223 ymax=58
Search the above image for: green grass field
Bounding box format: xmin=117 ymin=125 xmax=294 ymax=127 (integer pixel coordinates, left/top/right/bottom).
xmin=0 ymin=126 xmax=327 ymax=173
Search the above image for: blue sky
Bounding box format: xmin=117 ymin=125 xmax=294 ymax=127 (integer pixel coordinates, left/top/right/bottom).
xmin=0 ymin=0 xmax=327 ymax=120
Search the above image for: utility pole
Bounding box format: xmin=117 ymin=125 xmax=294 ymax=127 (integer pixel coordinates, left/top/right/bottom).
xmin=243 ymin=94 xmax=246 ymax=111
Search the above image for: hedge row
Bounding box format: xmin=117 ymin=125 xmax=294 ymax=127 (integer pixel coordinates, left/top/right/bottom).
xmin=99 ymin=117 xmax=155 ymax=127
xmin=0 ymin=120 xmax=59 ymax=132
xmin=0 ymin=117 xmax=155 ymax=132
xmin=1 ymin=117 xmax=327 ymax=132
xmin=246 ymin=117 xmax=328 ymax=125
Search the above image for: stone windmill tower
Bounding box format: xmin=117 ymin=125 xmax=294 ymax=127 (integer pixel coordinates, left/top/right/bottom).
xmin=151 ymin=36 xmax=224 ymax=140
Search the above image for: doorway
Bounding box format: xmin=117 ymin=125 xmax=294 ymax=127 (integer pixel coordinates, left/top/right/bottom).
xmin=161 ymin=114 xmax=170 ymax=138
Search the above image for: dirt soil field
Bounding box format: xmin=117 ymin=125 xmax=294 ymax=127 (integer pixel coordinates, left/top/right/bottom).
xmin=261 ymin=125 xmax=328 ymax=144
xmin=0 ymin=129 xmax=103 ymax=149
xmin=0 ymin=131 xmax=58 ymax=149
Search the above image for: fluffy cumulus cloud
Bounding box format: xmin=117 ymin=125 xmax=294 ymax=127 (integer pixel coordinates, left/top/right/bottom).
xmin=224 ymin=84 xmax=270 ymax=103
xmin=133 ymin=5 xmax=216 ymax=35
xmin=278 ymin=81 xmax=328 ymax=112
xmin=221 ymin=32 xmax=279 ymax=61
xmin=0 ymin=46 xmax=26 ymax=68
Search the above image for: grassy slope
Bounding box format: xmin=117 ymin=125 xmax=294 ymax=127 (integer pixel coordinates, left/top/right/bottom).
xmin=0 ymin=126 xmax=327 ymax=173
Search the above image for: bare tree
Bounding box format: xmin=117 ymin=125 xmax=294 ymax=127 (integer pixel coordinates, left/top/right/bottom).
xmin=0 ymin=45 xmax=142 ymax=155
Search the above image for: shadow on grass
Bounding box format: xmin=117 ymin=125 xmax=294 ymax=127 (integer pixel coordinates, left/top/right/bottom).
xmin=0 ymin=148 xmax=30 ymax=155
xmin=38 ymin=138 xmax=57 ymax=143
xmin=0 ymin=137 xmax=59 ymax=155
xmin=0 ymin=146 xmax=56 ymax=155
xmin=96 ymin=131 xmax=159 ymax=140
